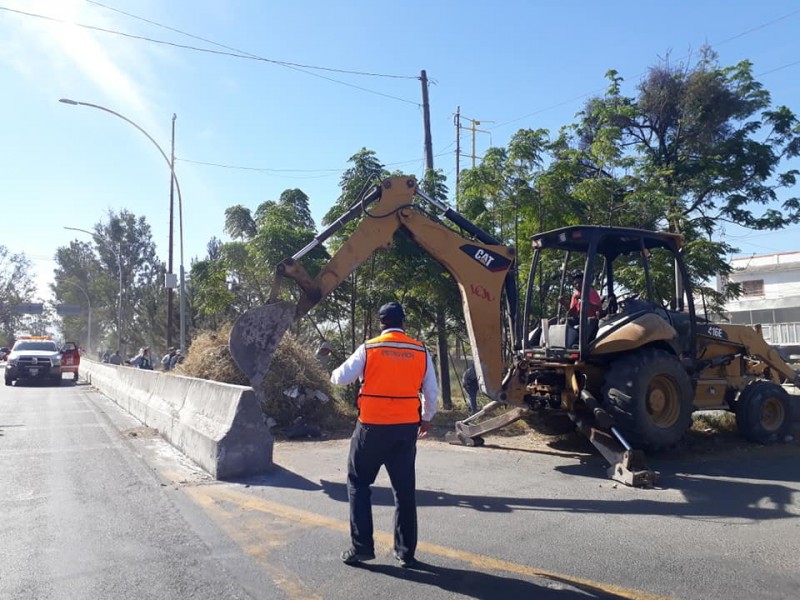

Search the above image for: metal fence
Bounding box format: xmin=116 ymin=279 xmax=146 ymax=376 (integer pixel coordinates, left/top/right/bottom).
xmin=760 ymin=322 xmax=800 ymax=346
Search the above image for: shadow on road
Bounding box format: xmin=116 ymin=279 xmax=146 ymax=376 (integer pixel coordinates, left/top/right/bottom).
xmin=4 ymin=378 xmax=79 ymax=387
xmin=312 ymin=452 xmax=799 ymax=521
xmin=358 ymin=560 xmax=629 ymax=599
xmin=234 ymin=465 xmax=323 ymax=491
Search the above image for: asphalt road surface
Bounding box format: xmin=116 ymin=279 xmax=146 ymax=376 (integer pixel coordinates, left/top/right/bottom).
xmin=2 ymin=370 xmax=799 ymax=599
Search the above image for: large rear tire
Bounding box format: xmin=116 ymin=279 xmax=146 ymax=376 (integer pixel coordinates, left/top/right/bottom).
xmin=602 ymin=348 xmax=694 ymax=451
xmin=735 ymin=381 xmax=792 ymax=444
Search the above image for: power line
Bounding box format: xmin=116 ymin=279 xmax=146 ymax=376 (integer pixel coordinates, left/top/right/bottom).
xmin=489 ymin=7 xmax=800 ymax=132
xmin=711 ymin=7 xmax=800 ymax=47
xmin=176 ymin=158 xmax=343 ymax=173
xmin=178 ymin=148 xmax=455 ymax=175
xmin=757 ymin=59 xmax=800 ymax=77
xmin=0 ymin=5 xmax=419 ymax=105
xmin=85 ymin=0 xmax=416 ymax=80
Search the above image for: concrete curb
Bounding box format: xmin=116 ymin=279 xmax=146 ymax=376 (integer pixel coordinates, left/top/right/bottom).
xmin=82 ymin=360 xmax=273 ymax=479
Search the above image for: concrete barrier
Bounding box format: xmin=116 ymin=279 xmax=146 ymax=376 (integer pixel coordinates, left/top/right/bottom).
xmin=82 ymin=360 xmax=273 ymax=479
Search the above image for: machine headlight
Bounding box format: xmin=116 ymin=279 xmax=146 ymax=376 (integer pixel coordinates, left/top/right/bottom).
xmin=8 ymin=358 xmax=18 ymax=366
xmin=51 ymin=357 xmax=61 ymax=366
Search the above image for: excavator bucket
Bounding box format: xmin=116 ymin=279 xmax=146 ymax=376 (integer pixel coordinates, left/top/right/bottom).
xmin=229 ymin=301 xmax=296 ymax=387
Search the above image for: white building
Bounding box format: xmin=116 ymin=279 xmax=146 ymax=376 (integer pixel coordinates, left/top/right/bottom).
xmin=720 ymin=251 xmax=800 ymax=349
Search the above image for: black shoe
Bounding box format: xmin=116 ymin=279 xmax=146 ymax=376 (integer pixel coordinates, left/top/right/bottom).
xmin=393 ymin=551 xmax=419 ymax=568
xmin=341 ymin=548 xmax=375 ymax=565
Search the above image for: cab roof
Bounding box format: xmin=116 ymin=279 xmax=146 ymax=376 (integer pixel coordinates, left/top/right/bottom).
xmin=530 ymin=226 xmax=684 ymax=256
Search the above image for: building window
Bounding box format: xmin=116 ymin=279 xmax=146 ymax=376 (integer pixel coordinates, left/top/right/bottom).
xmin=741 ymin=279 xmax=764 ymax=297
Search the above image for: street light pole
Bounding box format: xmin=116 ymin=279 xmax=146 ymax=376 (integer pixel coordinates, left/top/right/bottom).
xmin=59 ymin=98 xmax=187 ymax=353
xmin=167 ymin=114 xmax=176 ymax=349
xmin=64 ymin=227 xmax=122 ymax=353
xmin=59 ymin=279 xmax=92 ymax=354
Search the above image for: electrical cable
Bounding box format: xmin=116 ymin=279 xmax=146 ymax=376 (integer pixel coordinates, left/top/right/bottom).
xmin=0 ymin=5 xmax=419 ymax=105
xmin=85 ymin=0 xmax=416 ymax=79
xmin=488 ymin=7 xmax=800 ymax=132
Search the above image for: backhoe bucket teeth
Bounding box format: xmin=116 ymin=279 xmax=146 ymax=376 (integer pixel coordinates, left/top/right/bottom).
xmin=229 ymin=301 xmax=295 ymax=386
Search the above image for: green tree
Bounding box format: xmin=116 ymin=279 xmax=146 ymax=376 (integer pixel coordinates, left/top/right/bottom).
xmin=58 ymin=211 xmax=165 ymax=355
xmin=190 ymin=238 xmax=236 ymax=331
xmin=52 ymin=240 xmax=103 ymax=351
xmin=319 ymin=149 xmax=390 ymax=354
xmin=0 ymin=246 xmax=37 ymax=344
xmin=547 ymin=49 xmax=800 ymax=308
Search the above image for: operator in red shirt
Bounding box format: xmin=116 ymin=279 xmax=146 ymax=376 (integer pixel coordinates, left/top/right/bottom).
xmin=560 ymin=271 xmax=603 ymax=319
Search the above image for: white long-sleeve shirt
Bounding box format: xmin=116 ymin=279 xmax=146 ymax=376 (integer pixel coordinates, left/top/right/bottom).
xmin=330 ymin=328 xmax=439 ymax=422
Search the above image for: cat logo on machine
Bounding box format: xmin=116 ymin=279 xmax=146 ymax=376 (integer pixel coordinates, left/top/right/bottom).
xmin=474 ymin=249 xmax=495 ymax=268
xmin=460 ymin=244 xmax=512 ymax=273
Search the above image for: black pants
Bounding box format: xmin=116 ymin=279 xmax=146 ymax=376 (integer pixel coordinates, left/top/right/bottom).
xmin=347 ymin=421 xmax=418 ymax=559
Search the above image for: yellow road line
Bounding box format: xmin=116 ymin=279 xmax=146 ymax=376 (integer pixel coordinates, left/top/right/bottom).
xmin=185 ymin=485 xmax=672 ymax=600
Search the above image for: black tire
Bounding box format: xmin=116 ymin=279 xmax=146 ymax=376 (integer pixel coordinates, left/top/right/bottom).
xmin=602 ymin=348 xmax=694 ymax=451
xmin=730 ymin=381 xmax=760 ymax=412
xmin=4 ymin=377 xmax=11 ymax=386
xmin=735 ymin=381 xmax=792 ymax=444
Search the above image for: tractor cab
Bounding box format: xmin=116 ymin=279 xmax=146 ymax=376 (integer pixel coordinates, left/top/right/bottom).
xmin=522 ymin=226 xmax=697 ymax=364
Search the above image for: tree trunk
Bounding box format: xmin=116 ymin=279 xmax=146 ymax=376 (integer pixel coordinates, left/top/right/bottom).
xmin=436 ymin=308 xmax=452 ymax=409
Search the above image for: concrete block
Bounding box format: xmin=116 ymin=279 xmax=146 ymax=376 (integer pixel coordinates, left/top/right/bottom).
xmin=81 ymin=360 xmax=273 ymax=479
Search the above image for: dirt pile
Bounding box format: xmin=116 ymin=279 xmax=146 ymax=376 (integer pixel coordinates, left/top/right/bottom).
xmin=175 ymin=324 xmax=354 ymax=435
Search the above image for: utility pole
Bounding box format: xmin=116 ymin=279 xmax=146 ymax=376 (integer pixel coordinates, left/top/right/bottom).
xmin=420 ymin=69 xmax=452 ymax=409
xmin=454 ymin=106 xmax=461 ymax=210
xmin=466 ymin=117 xmax=493 ymax=167
xmin=453 ymin=110 xmax=493 ymax=200
xmin=167 ymin=114 xmax=176 ymax=349
xmin=420 ymin=70 xmax=433 ymax=173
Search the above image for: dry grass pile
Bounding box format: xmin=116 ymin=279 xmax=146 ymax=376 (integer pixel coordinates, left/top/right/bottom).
xmin=690 ymin=411 xmax=738 ymax=435
xmin=176 ymin=324 xmax=354 ymax=434
xmin=175 ymin=324 xmax=248 ymax=386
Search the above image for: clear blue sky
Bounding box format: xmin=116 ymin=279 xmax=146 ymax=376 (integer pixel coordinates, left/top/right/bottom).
xmin=2 ymin=0 xmax=799 ymax=299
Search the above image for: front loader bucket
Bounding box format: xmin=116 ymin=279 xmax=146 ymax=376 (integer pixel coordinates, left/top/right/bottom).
xmin=229 ymin=301 xmax=295 ymax=387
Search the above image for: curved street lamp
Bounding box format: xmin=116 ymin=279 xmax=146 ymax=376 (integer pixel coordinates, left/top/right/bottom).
xmin=59 ymin=98 xmax=186 ymax=353
xmin=64 ymin=227 xmax=122 ymax=353
xmin=59 ymin=279 xmax=92 ymax=354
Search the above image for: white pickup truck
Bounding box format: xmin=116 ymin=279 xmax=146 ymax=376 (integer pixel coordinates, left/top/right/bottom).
xmin=4 ymin=338 xmax=64 ymax=386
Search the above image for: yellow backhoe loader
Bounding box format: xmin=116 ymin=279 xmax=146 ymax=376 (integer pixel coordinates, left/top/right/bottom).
xmin=230 ymin=176 xmax=798 ymax=487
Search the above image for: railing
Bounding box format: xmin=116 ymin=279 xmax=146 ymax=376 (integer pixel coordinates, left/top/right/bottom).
xmin=759 ymin=322 xmax=800 ymax=346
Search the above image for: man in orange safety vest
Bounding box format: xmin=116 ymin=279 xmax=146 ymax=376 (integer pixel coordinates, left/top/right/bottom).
xmin=331 ymin=301 xmax=438 ymax=569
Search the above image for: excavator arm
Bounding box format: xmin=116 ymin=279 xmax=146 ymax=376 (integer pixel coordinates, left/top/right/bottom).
xmin=229 ymin=176 xmax=522 ymax=403
xmin=703 ymin=323 xmax=800 ymax=387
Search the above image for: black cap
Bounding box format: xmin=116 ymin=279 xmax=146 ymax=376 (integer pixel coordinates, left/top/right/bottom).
xmin=378 ymin=302 xmax=405 ymax=326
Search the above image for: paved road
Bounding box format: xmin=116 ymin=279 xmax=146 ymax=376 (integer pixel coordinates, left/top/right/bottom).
xmin=2 ymin=372 xmax=799 ymax=599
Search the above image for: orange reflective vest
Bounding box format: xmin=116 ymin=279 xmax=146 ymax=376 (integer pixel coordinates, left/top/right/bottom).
xmin=358 ymin=330 xmax=428 ymax=425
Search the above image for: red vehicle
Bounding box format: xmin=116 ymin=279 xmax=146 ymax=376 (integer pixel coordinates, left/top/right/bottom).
xmin=60 ymin=342 xmax=81 ymax=382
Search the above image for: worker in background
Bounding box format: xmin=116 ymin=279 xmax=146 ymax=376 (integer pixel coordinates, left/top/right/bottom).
xmin=560 ymin=270 xmax=603 ymax=319
xmin=331 ymin=301 xmax=438 ymax=569
xmin=169 ymin=349 xmax=184 ymax=369
xmin=461 ymin=362 xmax=480 ymax=414
xmin=129 ymin=346 xmax=153 ymax=370
xmin=161 ymin=347 xmax=177 ymax=371
xmin=315 ymin=341 xmax=333 ymax=370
